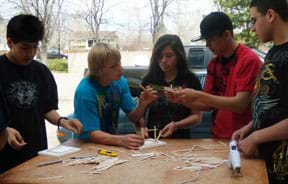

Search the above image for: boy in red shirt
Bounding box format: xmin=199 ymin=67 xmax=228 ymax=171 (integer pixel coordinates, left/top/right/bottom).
xmin=166 ymin=12 xmax=262 ymax=139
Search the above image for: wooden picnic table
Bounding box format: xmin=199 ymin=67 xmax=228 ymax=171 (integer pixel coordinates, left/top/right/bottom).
xmin=0 ymin=139 xmax=268 ymax=184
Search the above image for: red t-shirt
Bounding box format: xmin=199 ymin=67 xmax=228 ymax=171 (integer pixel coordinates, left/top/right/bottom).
xmin=204 ymin=44 xmax=262 ymax=139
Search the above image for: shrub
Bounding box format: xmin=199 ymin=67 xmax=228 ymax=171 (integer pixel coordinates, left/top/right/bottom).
xmin=47 ymin=59 xmax=68 ymax=72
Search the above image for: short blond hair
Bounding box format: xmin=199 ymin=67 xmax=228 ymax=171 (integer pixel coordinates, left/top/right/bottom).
xmin=87 ymin=43 xmax=121 ymax=77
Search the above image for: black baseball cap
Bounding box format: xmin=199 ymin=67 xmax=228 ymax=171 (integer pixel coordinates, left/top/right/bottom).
xmin=191 ymin=12 xmax=233 ymax=42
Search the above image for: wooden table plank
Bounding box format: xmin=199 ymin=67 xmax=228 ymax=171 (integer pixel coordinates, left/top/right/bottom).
xmin=0 ymin=139 xmax=268 ymax=184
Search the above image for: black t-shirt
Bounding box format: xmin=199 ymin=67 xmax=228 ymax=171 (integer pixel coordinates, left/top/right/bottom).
xmin=142 ymin=72 xmax=202 ymax=138
xmin=0 ymin=82 xmax=8 ymax=133
xmin=253 ymin=42 xmax=288 ymax=182
xmin=0 ymin=55 xmax=58 ymax=173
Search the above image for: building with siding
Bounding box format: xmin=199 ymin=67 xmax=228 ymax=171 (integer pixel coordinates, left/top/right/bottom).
xmin=69 ymin=31 xmax=119 ymax=50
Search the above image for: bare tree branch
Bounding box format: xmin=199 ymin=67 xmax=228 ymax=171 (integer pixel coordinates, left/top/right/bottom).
xmin=149 ymin=0 xmax=174 ymax=43
xmin=79 ymin=0 xmax=119 ymax=42
xmin=84 ymin=0 xmax=106 ymax=40
xmin=7 ymin=0 xmax=65 ymax=64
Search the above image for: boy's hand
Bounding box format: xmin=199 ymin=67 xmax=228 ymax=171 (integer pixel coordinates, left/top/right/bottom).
xmin=61 ymin=119 xmax=83 ymax=135
xmin=139 ymin=85 xmax=158 ymax=105
xmin=164 ymin=87 xmax=179 ymax=103
xmin=147 ymin=84 xmax=165 ymax=96
xmin=232 ymin=128 xmax=246 ymax=141
xmin=176 ymin=88 xmax=200 ymax=104
xmin=119 ymin=134 xmax=144 ymax=150
xmin=231 ymin=124 xmax=252 ymax=141
xmin=164 ymin=87 xmax=185 ymax=104
xmin=237 ymin=133 xmax=259 ymax=157
xmin=7 ymin=127 xmax=27 ymax=150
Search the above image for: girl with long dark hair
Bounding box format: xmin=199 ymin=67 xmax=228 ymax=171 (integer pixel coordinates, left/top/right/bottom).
xmin=142 ymin=34 xmax=202 ymax=138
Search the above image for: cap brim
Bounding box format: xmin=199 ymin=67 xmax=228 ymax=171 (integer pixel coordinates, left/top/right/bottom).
xmin=191 ymin=36 xmax=204 ymax=42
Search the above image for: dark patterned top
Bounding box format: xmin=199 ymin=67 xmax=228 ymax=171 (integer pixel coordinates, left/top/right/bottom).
xmin=142 ymin=73 xmax=202 ymax=138
xmin=0 ymin=55 xmax=58 ymax=173
xmin=253 ymin=42 xmax=288 ymax=182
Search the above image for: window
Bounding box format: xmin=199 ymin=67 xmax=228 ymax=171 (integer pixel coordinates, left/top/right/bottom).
xmin=88 ymin=40 xmax=93 ymax=47
xmin=187 ymin=49 xmax=205 ymax=68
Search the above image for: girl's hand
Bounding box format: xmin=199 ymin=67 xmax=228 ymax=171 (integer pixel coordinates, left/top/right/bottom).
xmin=160 ymin=121 xmax=177 ymax=138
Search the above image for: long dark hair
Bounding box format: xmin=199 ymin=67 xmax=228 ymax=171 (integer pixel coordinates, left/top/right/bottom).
xmin=143 ymin=34 xmax=193 ymax=85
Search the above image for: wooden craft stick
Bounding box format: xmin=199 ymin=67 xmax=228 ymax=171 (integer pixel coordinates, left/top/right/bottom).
xmin=178 ymin=171 xmax=200 ymax=184
xmin=153 ymin=126 xmax=157 ymax=142
xmin=156 ymin=131 xmax=162 ymax=142
xmin=136 ymin=127 xmax=145 ymax=139
xmin=140 ymin=127 xmax=145 ymax=139
xmin=37 ymin=160 xmax=63 ymax=167
xmin=217 ymin=140 xmax=227 ymax=146
xmin=139 ymin=84 xmax=146 ymax=91
xmin=147 ymin=128 xmax=158 ymax=132
xmin=110 ymin=147 xmax=126 ymax=153
xmin=37 ymin=176 xmax=64 ymax=180
xmin=89 ymin=146 xmax=125 ymax=153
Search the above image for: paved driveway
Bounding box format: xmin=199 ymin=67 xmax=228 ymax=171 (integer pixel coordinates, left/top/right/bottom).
xmin=46 ymin=72 xmax=82 ymax=148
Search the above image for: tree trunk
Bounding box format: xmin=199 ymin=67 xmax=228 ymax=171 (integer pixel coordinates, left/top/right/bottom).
xmin=38 ymin=41 xmax=48 ymax=65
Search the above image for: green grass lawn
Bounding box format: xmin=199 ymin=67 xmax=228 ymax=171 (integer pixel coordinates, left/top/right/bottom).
xmin=47 ymin=59 xmax=68 ymax=72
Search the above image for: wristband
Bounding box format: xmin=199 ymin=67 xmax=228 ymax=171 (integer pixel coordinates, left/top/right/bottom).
xmin=57 ymin=117 xmax=68 ymax=131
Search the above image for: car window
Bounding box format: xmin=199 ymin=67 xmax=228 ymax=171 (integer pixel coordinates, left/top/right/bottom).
xmin=48 ymin=49 xmax=57 ymax=54
xmin=187 ymin=49 xmax=205 ymax=68
xmin=252 ymin=48 xmax=266 ymax=62
xmin=195 ymin=73 xmax=206 ymax=88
